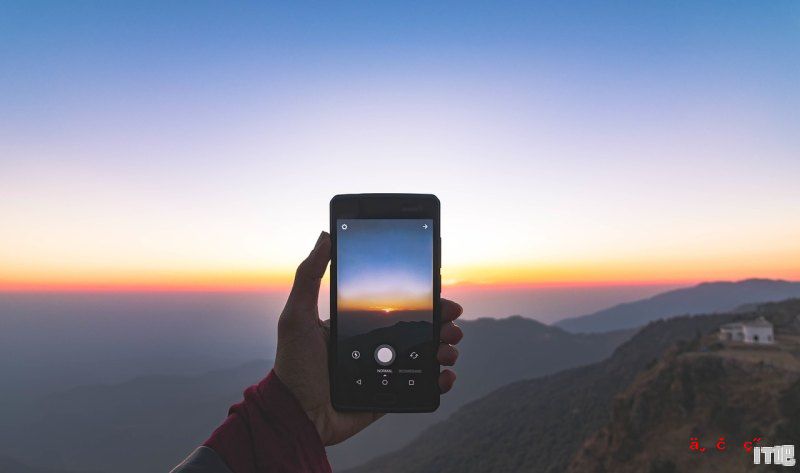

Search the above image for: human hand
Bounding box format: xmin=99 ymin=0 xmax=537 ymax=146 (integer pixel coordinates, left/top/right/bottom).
xmin=273 ymin=231 xmax=463 ymax=446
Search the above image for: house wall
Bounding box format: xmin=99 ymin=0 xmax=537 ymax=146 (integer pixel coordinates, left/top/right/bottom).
xmin=719 ymin=327 xmax=744 ymax=341
xmin=742 ymin=325 xmax=774 ymax=344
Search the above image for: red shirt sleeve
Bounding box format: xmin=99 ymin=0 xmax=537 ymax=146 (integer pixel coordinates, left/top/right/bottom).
xmin=203 ymin=370 xmax=331 ymax=473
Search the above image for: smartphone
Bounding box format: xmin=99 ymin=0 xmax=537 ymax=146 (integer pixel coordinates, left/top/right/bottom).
xmin=330 ymin=194 xmax=441 ymax=412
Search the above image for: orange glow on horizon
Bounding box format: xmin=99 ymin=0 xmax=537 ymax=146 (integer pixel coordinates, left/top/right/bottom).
xmin=338 ymin=296 xmax=430 ymax=312
xmin=0 ymin=268 xmax=293 ymax=293
xmin=2 ymin=243 xmax=799 ymax=293
xmin=1 ymin=259 xmax=799 ymax=293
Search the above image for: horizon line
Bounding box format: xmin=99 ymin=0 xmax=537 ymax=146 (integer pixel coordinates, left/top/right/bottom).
xmin=0 ymin=276 xmax=793 ymax=293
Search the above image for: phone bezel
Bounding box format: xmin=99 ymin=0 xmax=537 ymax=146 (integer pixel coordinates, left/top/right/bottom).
xmin=329 ymin=193 xmax=441 ymax=412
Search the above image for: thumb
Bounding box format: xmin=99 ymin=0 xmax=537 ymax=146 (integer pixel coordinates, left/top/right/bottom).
xmin=286 ymin=231 xmax=330 ymax=313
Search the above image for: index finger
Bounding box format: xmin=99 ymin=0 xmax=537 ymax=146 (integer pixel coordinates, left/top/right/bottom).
xmin=441 ymin=299 xmax=463 ymax=323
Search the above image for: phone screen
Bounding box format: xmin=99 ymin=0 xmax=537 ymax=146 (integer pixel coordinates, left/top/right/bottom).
xmin=334 ymin=218 xmax=438 ymax=409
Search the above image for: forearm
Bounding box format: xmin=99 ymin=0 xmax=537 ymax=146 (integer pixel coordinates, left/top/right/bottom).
xmin=173 ymin=370 xmax=331 ymax=473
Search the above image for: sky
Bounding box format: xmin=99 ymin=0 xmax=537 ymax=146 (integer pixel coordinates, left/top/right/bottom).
xmin=337 ymin=219 xmax=433 ymax=312
xmin=1 ymin=1 xmax=799 ymax=291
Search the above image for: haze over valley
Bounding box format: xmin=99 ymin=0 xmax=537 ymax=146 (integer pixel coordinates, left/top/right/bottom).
xmin=2 ymin=280 xmax=800 ymax=472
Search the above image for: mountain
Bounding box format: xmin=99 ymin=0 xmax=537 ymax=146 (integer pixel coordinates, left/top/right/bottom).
xmin=0 ymin=360 xmax=273 ymax=473
xmin=339 ymin=320 xmax=433 ymax=364
xmin=556 ymin=279 xmax=800 ymax=333
xmin=326 ymin=316 xmax=633 ymax=469
xmin=0 ymin=291 xmax=281 ymax=430
xmin=567 ymin=302 xmax=800 ymax=473
xmin=0 ymin=316 xmax=632 ymax=473
xmin=346 ymin=299 xmax=800 ymax=473
xmin=338 ymin=310 xmax=432 ymax=338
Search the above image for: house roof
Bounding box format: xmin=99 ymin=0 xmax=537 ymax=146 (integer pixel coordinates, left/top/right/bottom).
xmin=742 ymin=316 xmax=772 ymax=328
xmin=720 ymin=323 xmax=741 ymax=330
xmin=720 ymin=316 xmax=773 ymax=330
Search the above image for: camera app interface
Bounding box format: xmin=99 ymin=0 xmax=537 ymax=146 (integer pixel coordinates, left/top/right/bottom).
xmin=336 ymin=219 xmax=435 ymax=405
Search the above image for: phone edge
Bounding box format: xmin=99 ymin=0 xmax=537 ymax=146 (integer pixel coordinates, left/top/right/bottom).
xmin=329 ymin=193 xmax=441 ymax=413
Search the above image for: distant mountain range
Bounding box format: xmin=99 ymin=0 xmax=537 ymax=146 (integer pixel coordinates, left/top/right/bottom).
xmin=339 ymin=320 xmax=433 ymax=359
xmin=0 ymin=360 xmax=273 ymax=473
xmin=0 ymin=317 xmax=631 ymax=473
xmin=346 ymin=299 xmax=800 ymax=473
xmin=4 ymin=282 xmax=800 ymax=473
xmin=556 ymin=279 xmax=800 ymax=333
xmin=338 ymin=310 xmax=432 ymax=338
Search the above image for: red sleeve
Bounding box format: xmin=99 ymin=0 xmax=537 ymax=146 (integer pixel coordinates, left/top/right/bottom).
xmin=203 ymin=370 xmax=331 ymax=473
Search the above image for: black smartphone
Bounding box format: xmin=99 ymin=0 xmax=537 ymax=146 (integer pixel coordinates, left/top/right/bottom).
xmin=330 ymin=194 xmax=441 ymax=412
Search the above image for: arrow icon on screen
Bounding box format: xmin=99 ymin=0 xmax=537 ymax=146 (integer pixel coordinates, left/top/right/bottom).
xmin=422 ymin=224 xmax=428 ymax=229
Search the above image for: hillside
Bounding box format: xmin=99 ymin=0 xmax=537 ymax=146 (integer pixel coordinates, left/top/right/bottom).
xmin=328 ymin=316 xmax=633 ymax=469
xmin=0 ymin=316 xmax=631 ymax=473
xmin=346 ymin=299 xmax=800 ymax=473
xmin=556 ymin=279 xmax=800 ymax=333
xmin=567 ymin=303 xmax=800 ymax=472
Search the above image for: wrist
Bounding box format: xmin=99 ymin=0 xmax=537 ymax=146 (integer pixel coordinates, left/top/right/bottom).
xmin=271 ymin=366 xmax=333 ymax=445
xmin=305 ymin=404 xmax=332 ymax=446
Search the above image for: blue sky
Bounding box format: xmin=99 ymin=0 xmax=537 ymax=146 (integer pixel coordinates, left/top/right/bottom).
xmin=1 ymin=1 xmax=798 ymax=289
xmin=337 ymin=219 xmax=433 ymax=311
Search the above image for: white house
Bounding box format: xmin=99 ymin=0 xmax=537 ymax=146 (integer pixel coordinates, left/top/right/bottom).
xmin=719 ymin=316 xmax=774 ymax=344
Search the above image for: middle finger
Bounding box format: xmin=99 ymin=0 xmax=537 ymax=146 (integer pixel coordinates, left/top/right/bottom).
xmin=439 ymin=322 xmax=463 ymax=345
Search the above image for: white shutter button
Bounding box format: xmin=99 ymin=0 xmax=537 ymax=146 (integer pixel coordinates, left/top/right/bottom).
xmin=374 ymin=344 xmax=396 ymax=366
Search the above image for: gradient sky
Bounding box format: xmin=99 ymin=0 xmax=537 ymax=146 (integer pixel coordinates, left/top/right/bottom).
xmin=1 ymin=1 xmax=799 ymax=290
xmin=337 ymin=219 xmax=432 ymax=312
